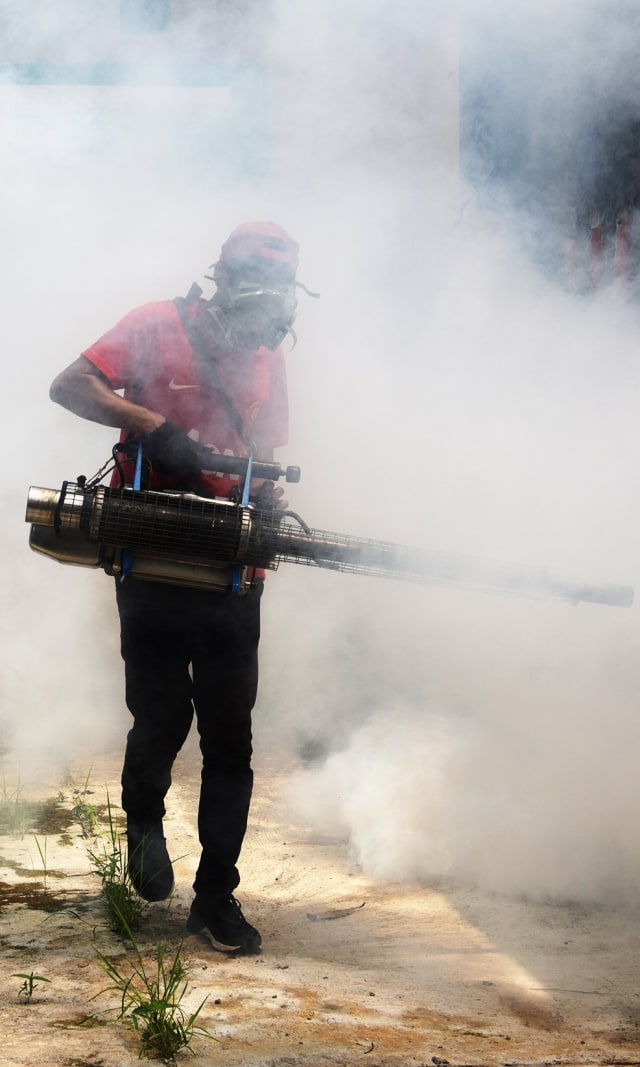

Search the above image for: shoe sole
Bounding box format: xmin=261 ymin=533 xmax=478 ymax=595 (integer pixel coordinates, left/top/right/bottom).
xmin=186 ymin=918 xmax=261 ymax=955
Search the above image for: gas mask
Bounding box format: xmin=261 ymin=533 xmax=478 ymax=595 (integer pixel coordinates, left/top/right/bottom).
xmin=217 ymin=277 xmax=298 ymax=351
xmin=204 ymin=223 xmax=317 ymax=351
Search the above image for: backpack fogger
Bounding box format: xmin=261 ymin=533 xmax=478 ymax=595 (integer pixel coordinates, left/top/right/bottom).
xmin=25 ymin=448 xmax=634 ymax=607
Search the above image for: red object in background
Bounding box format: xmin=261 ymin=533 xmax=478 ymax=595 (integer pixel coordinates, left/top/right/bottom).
xmin=589 ymin=220 xmax=604 ymax=290
xmin=615 ymin=211 xmax=630 ymax=283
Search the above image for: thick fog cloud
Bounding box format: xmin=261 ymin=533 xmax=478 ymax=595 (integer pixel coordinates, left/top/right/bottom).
xmin=2 ymin=0 xmax=640 ymax=904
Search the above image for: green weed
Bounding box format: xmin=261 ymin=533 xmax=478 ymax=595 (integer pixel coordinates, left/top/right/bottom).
xmin=93 ymin=934 xmax=212 ymax=1060
xmin=70 ymin=767 xmax=100 ymax=837
xmin=86 ymin=796 xmax=146 ymax=937
xmin=32 ymin=834 xmax=48 ymax=892
xmin=12 ymin=971 xmax=51 ymax=1003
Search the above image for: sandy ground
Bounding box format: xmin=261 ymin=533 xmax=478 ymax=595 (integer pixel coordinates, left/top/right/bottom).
xmin=0 ymin=746 xmax=639 ymax=1067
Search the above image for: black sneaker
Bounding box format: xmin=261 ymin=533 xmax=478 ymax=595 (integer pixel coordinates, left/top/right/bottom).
xmin=127 ymin=821 xmax=174 ymax=902
xmin=186 ymin=894 xmax=262 ymax=955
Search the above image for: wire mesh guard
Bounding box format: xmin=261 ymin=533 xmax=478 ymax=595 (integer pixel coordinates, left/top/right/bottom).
xmin=93 ymin=487 xmax=253 ymax=564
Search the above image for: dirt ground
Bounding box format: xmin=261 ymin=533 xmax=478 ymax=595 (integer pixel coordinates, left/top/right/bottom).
xmin=0 ymin=746 xmax=639 ymax=1067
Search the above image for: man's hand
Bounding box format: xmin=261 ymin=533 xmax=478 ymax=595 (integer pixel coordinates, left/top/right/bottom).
xmin=144 ymin=421 xmax=214 ymax=477
xmin=272 ymin=485 xmax=288 ymax=510
xmin=252 ymin=480 xmax=288 ymax=512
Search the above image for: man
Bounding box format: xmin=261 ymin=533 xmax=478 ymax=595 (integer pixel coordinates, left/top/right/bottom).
xmin=49 ymin=221 xmax=301 ymax=955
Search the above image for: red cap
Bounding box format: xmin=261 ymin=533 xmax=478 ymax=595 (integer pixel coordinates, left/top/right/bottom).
xmin=219 ymin=221 xmax=299 ymax=271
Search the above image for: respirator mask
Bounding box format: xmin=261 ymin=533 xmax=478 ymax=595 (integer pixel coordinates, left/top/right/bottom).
xmin=217 ymin=274 xmax=298 ymax=351
xmin=205 ymin=223 xmax=310 ymax=351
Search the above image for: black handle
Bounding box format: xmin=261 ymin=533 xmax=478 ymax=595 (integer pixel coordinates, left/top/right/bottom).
xmin=200 ymin=452 xmax=301 ymax=483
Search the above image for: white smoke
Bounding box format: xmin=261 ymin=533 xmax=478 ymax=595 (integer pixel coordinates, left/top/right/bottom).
xmin=259 ymin=0 xmax=640 ymax=907
xmin=2 ymin=0 xmax=640 ymax=905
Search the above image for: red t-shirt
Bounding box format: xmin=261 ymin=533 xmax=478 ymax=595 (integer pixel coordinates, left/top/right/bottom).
xmin=82 ymin=298 xmax=289 ymax=499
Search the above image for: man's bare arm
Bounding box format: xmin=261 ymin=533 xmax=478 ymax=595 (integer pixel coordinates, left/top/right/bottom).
xmin=50 ymin=357 xmax=284 ymax=491
xmin=49 ymin=356 xmax=165 ymax=434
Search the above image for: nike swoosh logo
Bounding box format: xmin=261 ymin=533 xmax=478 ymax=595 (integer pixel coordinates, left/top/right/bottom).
xmin=168 ymin=378 xmax=199 ymax=391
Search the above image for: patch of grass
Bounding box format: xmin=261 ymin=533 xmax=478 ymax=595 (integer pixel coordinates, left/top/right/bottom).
xmin=87 ymin=796 xmax=147 ymax=937
xmin=0 ymin=774 xmax=74 ymax=841
xmin=93 ymin=933 xmax=212 ymax=1060
xmin=0 ymin=774 xmax=41 ymax=835
xmin=70 ymin=767 xmax=101 ymax=838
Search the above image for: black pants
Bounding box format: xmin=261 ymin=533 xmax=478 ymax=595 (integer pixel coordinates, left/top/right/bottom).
xmin=115 ymin=577 xmax=263 ymax=898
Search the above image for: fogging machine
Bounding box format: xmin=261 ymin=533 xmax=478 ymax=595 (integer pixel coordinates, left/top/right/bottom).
xmin=25 ymin=451 xmax=634 ymax=608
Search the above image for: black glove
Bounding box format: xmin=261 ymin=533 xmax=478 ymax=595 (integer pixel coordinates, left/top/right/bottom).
xmin=251 ymin=479 xmax=286 ymax=522
xmin=144 ymin=420 xmax=213 ymax=477
xmin=252 ymin=480 xmax=276 ymax=509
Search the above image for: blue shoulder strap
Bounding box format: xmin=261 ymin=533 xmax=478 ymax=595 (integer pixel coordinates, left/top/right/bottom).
xmin=121 ymin=440 xmax=144 ymax=579
xmin=231 ymin=449 xmax=254 ymax=593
